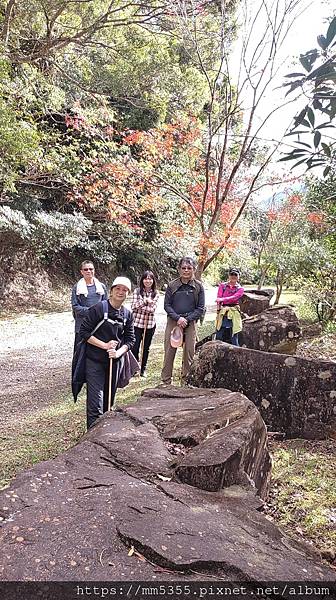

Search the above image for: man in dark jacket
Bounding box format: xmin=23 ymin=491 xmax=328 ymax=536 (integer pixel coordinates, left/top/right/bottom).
xmin=79 ymin=276 xmax=135 ymax=428
xmin=71 ymin=260 xmax=108 ymax=349
xmin=161 ymin=257 xmax=205 ymax=384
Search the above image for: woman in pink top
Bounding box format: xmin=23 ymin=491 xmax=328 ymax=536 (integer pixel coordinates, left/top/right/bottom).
xmin=215 ymin=268 xmax=244 ymax=345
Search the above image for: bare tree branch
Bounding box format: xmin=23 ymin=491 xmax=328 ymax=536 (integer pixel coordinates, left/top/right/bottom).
xmin=1 ymin=0 xmax=16 ymax=46
xmin=4 ymin=1 xmax=171 ymax=64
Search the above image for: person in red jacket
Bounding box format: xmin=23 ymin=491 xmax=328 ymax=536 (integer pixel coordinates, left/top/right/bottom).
xmin=216 ymin=268 xmax=244 ymax=345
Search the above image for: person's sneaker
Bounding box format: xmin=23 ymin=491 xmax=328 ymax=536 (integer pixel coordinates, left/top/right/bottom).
xmin=140 ymin=370 xmax=147 ymax=378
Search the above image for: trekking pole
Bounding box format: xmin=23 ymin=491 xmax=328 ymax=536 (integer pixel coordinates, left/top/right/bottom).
xmin=180 ymin=331 xmax=186 ymax=385
xmin=107 ymin=357 xmax=113 ymax=412
xmin=140 ymin=314 xmax=149 ymax=372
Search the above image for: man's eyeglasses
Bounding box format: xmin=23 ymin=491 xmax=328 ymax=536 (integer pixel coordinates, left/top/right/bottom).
xmin=83 ymin=268 xmax=94 ymax=271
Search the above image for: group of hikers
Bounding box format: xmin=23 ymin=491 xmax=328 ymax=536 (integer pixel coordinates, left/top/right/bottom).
xmin=71 ymin=256 xmax=244 ymax=429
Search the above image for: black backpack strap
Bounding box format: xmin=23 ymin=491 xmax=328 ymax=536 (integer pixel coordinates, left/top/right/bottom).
xmin=102 ymin=299 xmax=108 ymax=320
xmin=193 ymin=280 xmax=202 ymax=305
xmin=120 ymin=305 xmax=130 ymax=326
xmin=90 ymin=300 xmax=109 ymax=336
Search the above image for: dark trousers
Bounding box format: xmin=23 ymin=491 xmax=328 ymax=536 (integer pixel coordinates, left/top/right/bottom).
xmin=133 ymin=325 xmax=156 ymax=373
xmin=74 ymin=332 xmax=81 ymax=353
xmin=86 ymin=357 xmax=121 ymax=429
xmin=215 ymin=326 xmax=239 ymax=346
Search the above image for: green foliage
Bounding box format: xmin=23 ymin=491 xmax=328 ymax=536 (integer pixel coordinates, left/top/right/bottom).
xmin=269 ymin=441 xmax=336 ymax=554
xmin=32 ymin=211 xmax=93 ymax=258
xmin=0 ymin=95 xmax=40 ymax=190
xmin=277 ymin=289 xmax=316 ymax=323
xmin=280 ymin=16 xmax=336 ymax=172
xmin=246 ymin=192 xmax=336 ymax=322
xmin=82 ymin=27 xmax=208 ymax=129
xmin=304 ymin=170 xmax=336 ymax=255
xmin=0 ymin=203 xmax=92 ymax=258
xmin=301 ymin=265 xmax=336 ymax=324
xmin=0 ymin=0 xmax=221 ymax=286
xmin=0 ymin=205 xmax=32 ymax=242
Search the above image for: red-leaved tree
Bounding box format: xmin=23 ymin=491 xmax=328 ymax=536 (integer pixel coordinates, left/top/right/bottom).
xmin=70 ymin=0 xmax=308 ymax=275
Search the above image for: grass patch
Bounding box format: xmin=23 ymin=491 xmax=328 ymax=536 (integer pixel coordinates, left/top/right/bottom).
xmin=0 ymin=397 xmax=86 ymax=489
xmin=325 ymin=321 xmax=336 ymax=334
xmin=277 ymin=289 xmax=316 ymax=322
xmin=267 ymin=440 xmax=336 ymax=557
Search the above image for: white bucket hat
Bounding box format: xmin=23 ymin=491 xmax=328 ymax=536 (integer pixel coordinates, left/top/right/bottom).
xmin=111 ymin=276 xmax=132 ymax=292
xmin=170 ymin=325 xmax=184 ymax=348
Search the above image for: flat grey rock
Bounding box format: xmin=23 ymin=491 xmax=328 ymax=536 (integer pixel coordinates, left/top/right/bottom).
xmin=0 ymin=387 xmax=334 ymax=587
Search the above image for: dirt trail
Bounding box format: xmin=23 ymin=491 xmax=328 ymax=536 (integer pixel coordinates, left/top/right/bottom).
xmin=0 ymin=288 xmax=219 ymax=427
xmin=0 ymin=312 xmax=75 ymax=426
xmin=0 ymin=297 xmax=168 ymax=427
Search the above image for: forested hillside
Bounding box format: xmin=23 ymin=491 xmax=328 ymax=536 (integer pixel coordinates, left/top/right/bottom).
xmin=0 ymin=1 xmax=335 ymax=314
xmin=0 ymin=1 xmax=213 ymax=304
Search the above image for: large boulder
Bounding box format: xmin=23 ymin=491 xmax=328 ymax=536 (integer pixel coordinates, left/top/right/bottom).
xmin=196 ymin=305 xmax=302 ymax=354
xmin=240 ymin=305 xmax=302 ymax=354
xmin=121 ymin=387 xmax=271 ymax=498
xmin=188 ymin=342 xmax=336 ymax=439
xmin=240 ymin=289 xmax=273 ymax=316
xmin=1 ymin=387 xmax=334 ymax=595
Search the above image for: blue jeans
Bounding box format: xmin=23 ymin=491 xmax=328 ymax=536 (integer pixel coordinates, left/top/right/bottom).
xmin=215 ymin=317 xmax=240 ymax=346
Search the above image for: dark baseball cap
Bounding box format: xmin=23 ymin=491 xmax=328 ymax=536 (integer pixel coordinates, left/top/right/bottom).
xmin=229 ymin=268 xmax=240 ymax=276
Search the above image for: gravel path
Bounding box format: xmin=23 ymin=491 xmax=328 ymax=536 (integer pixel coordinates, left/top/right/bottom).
xmin=0 ymin=288 xmax=218 ymax=428
xmin=0 ymin=312 xmax=75 ymax=426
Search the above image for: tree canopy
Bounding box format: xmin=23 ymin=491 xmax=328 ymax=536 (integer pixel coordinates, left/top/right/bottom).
xmin=0 ymin=0 xmax=335 ymax=303
xmin=280 ymin=16 xmax=336 ymax=174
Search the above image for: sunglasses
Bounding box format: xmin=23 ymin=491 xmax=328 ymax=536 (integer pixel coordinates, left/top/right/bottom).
xmin=83 ymin=268 xmax=94 ymax=271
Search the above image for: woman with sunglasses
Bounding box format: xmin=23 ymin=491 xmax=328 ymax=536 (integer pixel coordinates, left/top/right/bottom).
xmin=215 ymin=267 xmax=244 ymax=345
xmin=71 ymin=260 xmax=108 ymax=349
xmin=131 ymin=270 xmax=159 ymax=377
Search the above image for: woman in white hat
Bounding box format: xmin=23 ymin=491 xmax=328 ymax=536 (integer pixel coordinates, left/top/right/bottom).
xmin=131 ymin=270 xmax=159 ymax=377
xmin=79 ymin=276 xmax=135 ymax=428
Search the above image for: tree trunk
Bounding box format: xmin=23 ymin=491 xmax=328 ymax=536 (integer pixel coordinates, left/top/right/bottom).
xmin=1 ymin=0 xmax=16 ymax=46
xmin=274 ymin=269 xmax=284 ymax=304
xmin=195 ymin=244 xmax=208 ymax=279
xmin=196 ymin=263 xmax=205 ymax=279
xmin=257 ymin=266 xmax=269 ymax=290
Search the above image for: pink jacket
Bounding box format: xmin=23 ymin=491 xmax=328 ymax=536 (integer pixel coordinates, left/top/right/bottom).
xmin=216 ymin=282 xmax=244 ymax=306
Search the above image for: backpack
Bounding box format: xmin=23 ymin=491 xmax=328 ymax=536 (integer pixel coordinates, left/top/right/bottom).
xmin=193 ymin=280 xmax=206 ymax=322
xmin=168 ymin=279 xmax=204 ymax=307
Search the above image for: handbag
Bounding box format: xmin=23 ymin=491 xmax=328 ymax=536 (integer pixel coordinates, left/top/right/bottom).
xmin=117 ymin=351 xmax=140 ymax=388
